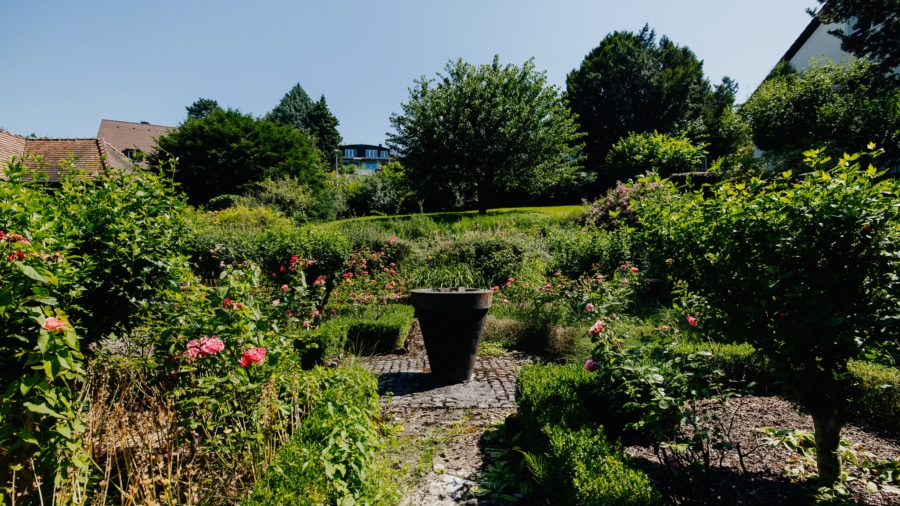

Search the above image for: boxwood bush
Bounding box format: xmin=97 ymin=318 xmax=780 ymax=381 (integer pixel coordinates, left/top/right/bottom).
xmin=541 ymin=425 xmax=664 ymax=506
xmin=346 ymin=304 xmax=415 ymax=354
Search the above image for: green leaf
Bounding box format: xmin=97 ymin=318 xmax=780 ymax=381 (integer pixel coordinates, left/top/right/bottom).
xmin=22 ymin=401 xmax=62 ymax=419
xmin=14 ymin=262 xmax=47 ymax=283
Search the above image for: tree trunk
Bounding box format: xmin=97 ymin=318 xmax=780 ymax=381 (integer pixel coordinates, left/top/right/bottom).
xmin=811 ymin=408 xmax=844 ymax=486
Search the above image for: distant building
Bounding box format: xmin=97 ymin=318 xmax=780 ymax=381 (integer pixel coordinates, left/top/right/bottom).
xmin=339 ymin=144 xmax=392 ymax=176
xmin=0 ymin=129 xmax=133 ymax=182
xmin=98 ymin=119 xmax=174 ymax=169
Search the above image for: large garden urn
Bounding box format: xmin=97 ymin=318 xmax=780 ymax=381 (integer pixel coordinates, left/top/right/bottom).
xmin=410 ymin=288 xmax=493 ymax=383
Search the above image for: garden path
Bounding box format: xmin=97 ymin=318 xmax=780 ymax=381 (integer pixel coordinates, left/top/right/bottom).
xmin=362 ymin=321 xmax=536 ymax=505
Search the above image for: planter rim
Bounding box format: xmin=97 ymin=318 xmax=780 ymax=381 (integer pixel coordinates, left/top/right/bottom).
xmin=410 ymin=288 xmax=494 ymax=294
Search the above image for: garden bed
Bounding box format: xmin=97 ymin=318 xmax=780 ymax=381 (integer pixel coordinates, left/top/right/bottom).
xmin=624 ymin=395 xmax=900 ymax=505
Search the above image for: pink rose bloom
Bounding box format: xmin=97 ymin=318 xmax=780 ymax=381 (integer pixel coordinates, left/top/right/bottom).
xmin=199 ymin=336 xmax=224 ymax=355
xmin=183 ymin=347 xmax=202 ymax=363
xmin=239 ymin=347 xmax=267 ymax=367
xmin=585 ymin=302 xmax=595 ymax=312
xmin=661 ymin=325 xmax=669 ymax=332
xmin=502 ymin=299 xmax=509 ymax=305
xmin=281 ymin=284 xmax=290 ymax=291
xmin=584 ymin=359 xmax=600 ymax=372
xmin=686 ymin=315 xmax=698 ymax=327
xmin=303 ymin=320 xmax=311 ymax=328
xmin=491 ymin=286 xmax=499 ymax=291
xmin=42 ymin=317 xmax=67 ymax=332
xmin=589 ymin=319 xmax=604 ymax=336
xmin=630 ymin=267 xmax=639 ymax=273
xmin=272 ymin=299 xmax=280 ymax=306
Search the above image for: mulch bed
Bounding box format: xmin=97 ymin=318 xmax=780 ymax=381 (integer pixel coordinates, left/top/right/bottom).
xmin=623 ymin=395 xmax=900 ymax=505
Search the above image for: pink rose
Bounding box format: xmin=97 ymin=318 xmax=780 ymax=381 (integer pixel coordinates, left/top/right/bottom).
xmin=589 ymin=319 xmax=604 ymax=336
xmin=281 ymin=284 xmax=290 ymax=291
xmin=303 ymin=320 xmax=311 ymax=328
xmin=630 ymin=267 xmax=639 ymax=273
xmin=585 ymin=302 xmax=595 ymax=312
xmin=199 ymin=336 xmax=224 ymax=355
xmin=238 ymin=347 xmax=267 ymax=367
xmin=686 ymin=315 xmax=698 ymax=327
xmin=584 ymin=359 xmax=600 ymax=372
xmin=42 ymin=317 xmax=67 ymax=332
xmin=661 ymin=325 xmax=669 ymax=332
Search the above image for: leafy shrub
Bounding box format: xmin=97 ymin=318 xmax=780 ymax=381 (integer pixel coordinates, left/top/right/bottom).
xmin=604 ymin=130 xmax=707 ymax=181
xmin=579 ymin=178 xmax=673 ymax=232
xmin=248 ymin=176 xmax=316 ymax=222
xmin=847 ymin=360 xmax=900 ymax=434
xmin=0 ymin=229 xmax=88 ymax=501
xmin=541 ymin=425 xmax=663 ymax=506
xmin=544 ymin=226 xmax=632 ymax=277
xmin=409 ymin=230 xmax=548 ymax=289
xmin=0 ymin=157 xmax=192 ymax=347
xmin=187 ymin=219 xmax=350 ymax=289
xmin=300 ymin=318 xmax=349 ymax=368
xmin=635 ymin=150 xmax=900 ymax=484
xmin=346 ymin=304 xmax=415 ymax=354
xmin=515 ymin=364 xmax=600 ymax=450
xmin=244 ymin=364 xmax=397 ymax=505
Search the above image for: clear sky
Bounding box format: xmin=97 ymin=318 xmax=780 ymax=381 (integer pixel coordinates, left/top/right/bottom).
xmin=2 ymin=0 xmax=819 ymax=145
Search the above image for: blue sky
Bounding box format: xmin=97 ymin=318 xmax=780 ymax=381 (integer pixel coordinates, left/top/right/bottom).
xmin=2 ymin=0 xmax=819 ymax=145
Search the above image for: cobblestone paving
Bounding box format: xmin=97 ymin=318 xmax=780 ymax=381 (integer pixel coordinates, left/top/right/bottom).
xmin=360 ymin=323 xmax=538 ymax=505
xmin=362 ymin=325 xmax=533 ymax=409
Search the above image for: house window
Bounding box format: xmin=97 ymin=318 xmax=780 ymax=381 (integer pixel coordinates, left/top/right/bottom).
xmin=123 ymin=149 xmax=143 ymax=162
xmin=366 ymin=162 xmax=378 ymax=170
xmin=344 ymin=149 xmax=356 ymax=158
xmin=365 ymin=149 xmax=378 ymax=158
xmin=380 ymin=151 xmax=389 ymax=159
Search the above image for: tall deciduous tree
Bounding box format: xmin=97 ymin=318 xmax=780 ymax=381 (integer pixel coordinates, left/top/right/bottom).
xmin=741 ymin=58 xmax=900 ymax=168
xmin=813 ymin=0 xmax=900 ymax=76
xmin=566 ymin=25 xmax=713 ymax=187
xmin=151 ymin=107 xmax=325 ymax=208
xmin=387 ymin=55 xmax=584 ymax=214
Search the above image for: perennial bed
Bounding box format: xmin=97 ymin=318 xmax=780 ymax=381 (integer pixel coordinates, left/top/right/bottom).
xmin=623 ymin=394 xmax=900 ymax=505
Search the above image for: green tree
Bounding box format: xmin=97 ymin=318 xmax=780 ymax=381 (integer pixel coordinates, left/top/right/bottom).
xmin=151 ymin=107 xmax=326 ymax=208
xmin=268 ymin=83 xmax=314 ymax=130
xmin=566 ymin=25 xmax=714 ymax=188
xmin=268 ymin=85 xmax=343 ymax=158
xmin=186 ymin=97 xmax=220 ymax=120
xmin=741 ymin=58 xmax=900 ymax=168
xmin=634 ymin=149 xmax=900 ymax=486
xmin=700 ymin=77 xmax=754 ymax=164
xmin=387 ymin=55 xmax=584 ymax=215
xmin=813 ymin=0 xmax=900 ymax=76
xmin=306 ymin=95 xmax=342 ymax=158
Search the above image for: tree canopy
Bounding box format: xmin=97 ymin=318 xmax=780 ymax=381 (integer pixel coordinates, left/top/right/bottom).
xmin=566 ymin=26 xmax=717 ymax=187
xmin=741 ymin=58 xmax=900 ymax=168
xmin=814 ymin=0 xmax=900 ymax=76
xmin=387 ymin=56 xmax=584 ymax=214
xmin=186 ymin=98 xmax=221 ymax=120
xmin=151 ymin=107 xmax=326 ymax=208
xmin=268 ymin=84 xmax=342 ymax=157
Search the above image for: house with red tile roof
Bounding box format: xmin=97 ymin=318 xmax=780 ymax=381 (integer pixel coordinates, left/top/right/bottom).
xmin=97 ymin=119 xmax=173 ymax=169
xmin=0 ymin=129 xmax=134 ymax=182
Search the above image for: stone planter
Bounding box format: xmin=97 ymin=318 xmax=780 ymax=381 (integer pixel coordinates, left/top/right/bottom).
xmin=409 ymin=288 xmax=493 ymax=383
